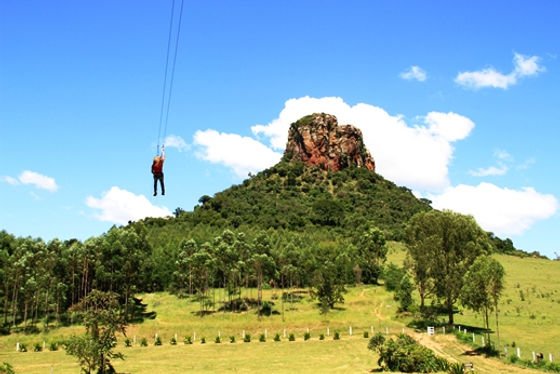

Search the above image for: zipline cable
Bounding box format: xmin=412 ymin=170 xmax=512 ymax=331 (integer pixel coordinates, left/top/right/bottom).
xmin=156 ymin=0 xmax=184 ymax=155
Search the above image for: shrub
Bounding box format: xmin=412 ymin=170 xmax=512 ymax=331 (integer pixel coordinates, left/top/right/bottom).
xmin=215 ymin=336 xmax=221 ymax=344
xmin=170 ymin=337 xmax=177 ymax=345
xmin=140 ymin=338 xmax=148 ymax=347
xmin=259 ymin=334 xmax=266 ymax=342
xmin=200 ymin=337 xmax=206 ymax=344
xmin=33 ymin=342 xmax=43 ymax=352
xmin=229 ymin=336 xmax=236 ymax=343
xmin=363 ymin=331 xmax=369 ymax=339
xmin=371 ymin=334 xmax=449 ymax=373
xmin=447 ymin=362 xmax=464 ymax=374
xmin=274 ymin=333 xmax=281 ymax=342
xmin=368 ymin=332 xmax=385 ymax=351
xmin=49 ymin=341 xmax=59 ymax=351
xmin=243 ymin=334 xmax=251 ymax=343
xmin=154 ymin=336 xmax=162 ymax=346
xmin=304 ymin=332 xmax=311 ymax=341
xmin=18 ymin=343 xmax=27 ymax=352
xmin=289 ymin=333 xmax=295 ymax=341
xmin=319 ymin=334 xmax=325 ymax=340
xmin=124 ymin=338 xmax=132 ymax=347
xmin=0 ymin=362 xmax=15 ymax=374
xmin=333 ymin=331 xmax=340 ymax=340
xmin=184 ymin=336 xmax=192 ymax=345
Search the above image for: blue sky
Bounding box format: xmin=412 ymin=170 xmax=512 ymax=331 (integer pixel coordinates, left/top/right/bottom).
xmin=1 ymin=1 xmax=559 ymax=257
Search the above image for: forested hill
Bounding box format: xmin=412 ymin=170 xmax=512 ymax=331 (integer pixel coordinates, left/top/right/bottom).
xmin=143 ymin=160 xmax=431 ymax=245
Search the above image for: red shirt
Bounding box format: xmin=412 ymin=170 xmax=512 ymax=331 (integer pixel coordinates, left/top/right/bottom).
xmin=152 ymin=158 xmax=164 ymax=174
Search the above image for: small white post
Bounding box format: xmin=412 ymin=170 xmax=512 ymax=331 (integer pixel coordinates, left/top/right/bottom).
xmin=193 ymin=332 xmax=196 ymax=342
xmin=472 ymin=333 xmax=475 ymax=343
xmin=401 ymin=328 xmax=405 ymax=334
xmin=43 ymin=341 xmax=46 ymax=350
xmin=532 ymin=352 xmax=536 ymax=362
xmin=549 ymin=353 xmax=553 ymax=362
xmin=442 ymin=326 xmax=446 ymax=334
xmin=349 ymin=326 xmax=353 ymax=336
xmin=370 ymin=326 xmax=374 ymax=333
xmin=504 ymin=347 xmax=508 ymax=355
xmin=134 ymin=335 xmax=136 ymax=344
xmin=517 ymin=347 xmax=521 ymax=358
xmin=242 ymin=330 xmax=245 ymax=339
xmin=283 ymin=329 xmax=286 ymax=338
xmin=327 ymin=327 xmax=330 ymax=337
xmin=218 ymin=331 xmax=221 ymax=338
xmin=265 ymin=329 xmax=267 ymax=339
xmin=464 ymin=329 xmax=467 ymax=335
xmin=458 ymin=326 xmax=462 ymax=333
xmin=16 ymin=342 xmax=20 ymax=352
xmin=385 ymin=327 xmax=389 ymax=334
xmin=175 ymin=333 xmax=178 ymax=341
xmin=307 ymin=327 xmax=309 ymax=333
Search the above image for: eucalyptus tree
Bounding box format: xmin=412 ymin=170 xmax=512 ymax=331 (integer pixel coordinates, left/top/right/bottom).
xmin=355 ymin=227 xmax=388 ymax=284
xmin=460 ymin=256 xmax=505 ymax=346
xmin=406 ymin=210 xmax=491 ymax=325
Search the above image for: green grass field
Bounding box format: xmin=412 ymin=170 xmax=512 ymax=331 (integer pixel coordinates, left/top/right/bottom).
xmin=2 ymin=249 xmax=560 ymax=373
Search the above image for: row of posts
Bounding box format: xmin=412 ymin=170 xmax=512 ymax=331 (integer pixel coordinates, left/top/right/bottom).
xmin=427 ymin=325 xmax=555 ymax=363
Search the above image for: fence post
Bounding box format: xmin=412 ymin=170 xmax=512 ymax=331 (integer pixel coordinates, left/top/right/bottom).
xmin=385 ymin=327 xmax=389 ymax=334
xmin=472 ymin=333 xmax=475 ymax=343
xmin=16 ymin=342 xmax=20 ymax=352
xmin=349 ymin=326 xmax=352 ymax=336
xmin=327 ymin=327 xmax=330 ymax=337
xmin=532 ymin=352 xmax=536 ymax=362
xmin=370 ymin=326 xmax=374 ymax=334
xmin=517 ymin=347 xmax=521 ymax=358
xmin=550 ymin=353 xmax=553 ymax=362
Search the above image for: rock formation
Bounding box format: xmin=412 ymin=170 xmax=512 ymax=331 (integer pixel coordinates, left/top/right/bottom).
xmin=282 ymin=113 xmax=375 ymax=172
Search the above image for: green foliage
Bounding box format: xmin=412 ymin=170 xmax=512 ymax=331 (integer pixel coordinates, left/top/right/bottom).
xmin=319 ymin=334 xmax=325 ymax=340
xmin=363 ymin=331 xmax=369 ymax=339
xmin=243 ymin=333 xmax=251 ymax=343
xmin=169 ymin=336 xmax=177 ymax=345
xmin=0 ymin=362 xmax=15 ymax=374
xmin=367 ymin=332 xmax=385 ymax=351
xmin=49 ymin=341 xmax=59 ymax=351
xmin=140 ymin=337 xmax=148 ymax=346
xmin=370 ymin=334 xmax=449 ymax=373
xmin=259 ymin=334 xmax=266 ymax=342
xmin=333 ymin=331 xmax=340 ymax=340
xmin=446 ymin=362 xmax=465 ymax=374
xmin=32 ymin=342 xmax=42 ymax=352
xmin=215 ymin=336 xmax=221 ymax=344
xmin=406 ymin=210 xmax=492 ymax=324
xmin=183 ymin=336 xmax=192 ymax=345
xmin=124 ymin=338 xmax=132 ymax=347
xmin=289 ymin=333 xmax=295 ymax=341
xmin=273 ymin=333 xmax=281 ymax=342
xmin=304 ymin=332 xmax=311 ymax=341
xmin=65 ymin=291 xmax=126 ymax=374
xmin=200 ymin=337 xmax=206 ymax=344
xmin=229 ymin=336 xmax=236 ymax=343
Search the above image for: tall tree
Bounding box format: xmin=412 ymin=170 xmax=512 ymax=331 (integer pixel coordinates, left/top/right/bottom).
xmin=406 ymin=210 xmax=491 ymax=325
xmin=460 ymin=256 xmax=505 ymax=346
xmin=355 ymin=227 xmax=388 ymax=284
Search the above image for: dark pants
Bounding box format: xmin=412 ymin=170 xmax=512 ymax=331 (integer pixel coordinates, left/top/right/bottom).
xmin=153 ymin=173 xmax=165 ymax=195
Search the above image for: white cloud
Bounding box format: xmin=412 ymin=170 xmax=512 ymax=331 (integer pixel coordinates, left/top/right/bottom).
xmin=455 ymin=53 xmax=545 ymax=89
xmin=2 ymin=176 xmax=20 ymax=185
xmin=193 ymin=130 xmax=282 ymax=178
xmin=86 ymin=186 xmax=171 ymax=225
xmin=400 ymin=65 xmax=427 ymax=82
xmin=164 ymin=134 xmax=189 ymax=151
xmin=469 ymin=165 xmax=508 ymax=177
xmin=252 ymin=96 xmax=474 ymax=191
xmin=18 ymin=170 xmax=58 ymax=192
xmin=430 ymin=183 xmax=558 ymax=236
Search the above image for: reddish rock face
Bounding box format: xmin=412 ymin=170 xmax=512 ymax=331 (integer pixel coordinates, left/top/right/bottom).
xmin=283 ymin=113 xmax=375 ymax=172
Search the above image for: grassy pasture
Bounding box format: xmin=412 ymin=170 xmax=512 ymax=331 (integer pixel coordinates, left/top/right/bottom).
xmin=0 ymin=286 xmax=399 ymax=373
xmin=387 ymin=247 xmax=560 ymax=358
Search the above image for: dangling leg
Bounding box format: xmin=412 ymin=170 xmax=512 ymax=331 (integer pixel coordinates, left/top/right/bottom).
xmin=160 ymin=173 xmax=165 ymax=196
xmin=153 ymin=175 xmax=158 ymax=196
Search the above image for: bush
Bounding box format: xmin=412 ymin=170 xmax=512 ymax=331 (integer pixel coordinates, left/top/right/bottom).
xmin=368 ymin=332 xmax=385 ymax=350
xmin=447 ymin=362 xmax=465 ymax=374
xmin=0 ymin=362 xmax=15 ymax=374
xmin=33 ymin=342 xmax=43 ymax=352
xmin=333 ymin=331 xmax=340 ymax=340
xmin=154 ymin=336 xmax=162 ymax=346
xmin=184 ymin=336 xmax=193 ymax=345
xmin=49 ymin=341 xmax=59 ymax=351
xmin=170 ymin=337 xmax=177 ymax=345
xmin=363 ymin=331 xmax=369 ymax=339
xmin=18 ymin=343 xmax=27 ymax=352
xmin=229 ymin=336 xmax=236 ymax=343
xmin=319 ymin=334 xmax=325 ymax=340
xmin=243 ymin=334 xmax=251 ymax=343
xmin=289 ymin=333 xmax=295 ymax=341
xmin=274 ymin=333 xmax=281 ymax=342
xmin=215 ymin=336 xmax=221 ymax=344
xmin=259 ymin=334 xmax=266 ymax=342
xmin=200 ymin=337 xmax=206 ymax=344
xmin=304 ymin=332 xmax=311 ymax=341
xmin=372 ymin=334 xmax=449 ymax=373
xmin=140 ymin=338 xmax=148 ymax=347
xmin=124 ymin=338 xmax=132 ymax=347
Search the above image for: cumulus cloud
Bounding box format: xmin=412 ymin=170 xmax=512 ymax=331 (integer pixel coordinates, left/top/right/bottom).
xmin=400 ymin=65 xmax=427 ymax=82
xmin=164 ymin=134 xmax=189 ymax=151
xmin=86 ymin=186 xmax=171 ymax=225
xmin=430 ymin=183 xmax=558 ymax=236
xmin=455 ymin=53 xmax=545 ymax=89
xmin=193 ymin=130 xmax=282 ymax=178
xmin=252 ymin=96 xmax=474 ymax=191
xmin=2 ymin=170 xmax=59 ymax=192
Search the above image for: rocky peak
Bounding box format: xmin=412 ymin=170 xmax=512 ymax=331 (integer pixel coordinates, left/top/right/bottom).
xmin=282 ymin=113 xmax=375 ymax=172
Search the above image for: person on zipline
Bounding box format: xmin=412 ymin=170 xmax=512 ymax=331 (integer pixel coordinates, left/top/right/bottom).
xmin=152 ymin=145 xmax=165 ymax=196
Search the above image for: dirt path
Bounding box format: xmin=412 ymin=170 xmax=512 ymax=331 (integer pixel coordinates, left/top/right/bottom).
xmin=411 ymin=330 xmax=543 ymax=374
